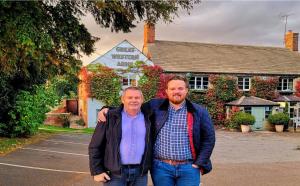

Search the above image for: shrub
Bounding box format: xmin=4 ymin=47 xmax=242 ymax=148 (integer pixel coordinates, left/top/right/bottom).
xmin=268 ymin=113 xmax=290 ymax=125
xmin=231 ymin=112 xmax=255 ymax=126
xmin=90 ymin=65 xmax=121 ymax=106
xmin=0 ymin=85 xmax=60 ymax=137
xmin=250 ymin=76 xmax=279 ymax=100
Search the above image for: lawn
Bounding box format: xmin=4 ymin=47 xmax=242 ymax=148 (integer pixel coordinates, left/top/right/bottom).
xmin=0 ymin=125 xmax=94 ymax=155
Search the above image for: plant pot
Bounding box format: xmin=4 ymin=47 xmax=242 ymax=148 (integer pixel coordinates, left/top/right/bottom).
xmin=241 ymin=124 xmax=250 ymax=133
xmin=275 ymin=124 xmax=284 ymax=132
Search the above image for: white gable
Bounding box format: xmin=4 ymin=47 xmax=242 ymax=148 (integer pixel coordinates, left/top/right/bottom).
xmin=90 ymin=40 xmax=153 ymax=69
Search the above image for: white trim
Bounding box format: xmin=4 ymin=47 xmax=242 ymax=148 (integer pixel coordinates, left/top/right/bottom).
xmin=44 ymin=139 xmax=89 ymax=146
xmin=0 ymin=162 xmax=89 ymax=174
xmin=238 ymin=77 xmax=251 ymax=91
xmin=278 ymin=78 xmax=293 ymax=91
xmin=189 ymin=76 xmax=208 ymax=90
xmin=21 ymin=147 xmax=88 ymax=157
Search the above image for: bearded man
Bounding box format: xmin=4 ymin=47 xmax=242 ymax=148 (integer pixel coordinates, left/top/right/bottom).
xmin=98 ymin=75 xmax=215 ymax=186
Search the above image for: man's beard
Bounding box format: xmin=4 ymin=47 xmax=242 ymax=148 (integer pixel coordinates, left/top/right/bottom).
xmin=169 ymin=95 xmax=185 ymax=105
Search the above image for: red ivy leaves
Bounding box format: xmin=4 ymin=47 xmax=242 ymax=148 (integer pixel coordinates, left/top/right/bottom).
xmin=155 ymin=74 xmax=174 ymax=98
xmin=250 ymin=76 xmax=279 ymax=100
xmin=296 ymin=81 xmax=300 ymax=97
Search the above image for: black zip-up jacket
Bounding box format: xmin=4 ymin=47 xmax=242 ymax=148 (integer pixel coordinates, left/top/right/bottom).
xmin=88 ymin=105 xmax=152 ymax=176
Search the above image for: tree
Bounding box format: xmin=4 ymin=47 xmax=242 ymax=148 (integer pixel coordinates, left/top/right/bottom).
xmin=1 ymin=0 xmax=200 ymax=136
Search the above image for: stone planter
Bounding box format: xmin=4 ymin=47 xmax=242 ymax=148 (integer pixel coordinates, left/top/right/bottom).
xmin=241 ymin=124 xmax=251 ymax=133
xmin=275 ymin=124 xmax=284 ymax=132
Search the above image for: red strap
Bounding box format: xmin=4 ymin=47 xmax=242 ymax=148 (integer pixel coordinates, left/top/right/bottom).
xmin=187 ymin=112 xmax=196 ymax=160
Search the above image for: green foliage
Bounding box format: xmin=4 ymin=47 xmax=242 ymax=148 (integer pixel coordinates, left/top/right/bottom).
xmin=188 ymin=91 xmax=206 ymax=105
xmin=209 ymin=75 xmax=240 ymax=102
xmin=0 ymin=0 xmax=199 ymax=136
xmin=231 ymin=112 xmax=256 ymax=126
xmin=59 ymin=115 xmax=70 ymax=128
xmin=268 ymin=113 xmax=290 ymax=125
xmin=49 ymin=75 xmax=79 ymax=99
xmin=283 ymin=102 xmax=289 ymax=114
xmin=138 ymin=65 xmax=163 ymax=102
xmin=250 ymin=77 xmax=279 ymax=100
xmin=205 ymin=75 xmax=240 ymax=125
xmin=90 ymin=65 xmax=122 ymax=106
xmin=76 ymin=119 xmax=85 ymax=126
xmin=0 ymin=85 xmax=60 ymax=137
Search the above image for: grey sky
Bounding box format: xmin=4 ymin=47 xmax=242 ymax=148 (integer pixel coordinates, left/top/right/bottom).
xmin=80 ymin=1 xmax=300 ymax=65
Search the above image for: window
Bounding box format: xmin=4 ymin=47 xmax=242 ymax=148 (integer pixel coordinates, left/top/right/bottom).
xmin=277 ymin=78 xmax=293 ymax=91
xmin=238 ymin=77 xmax=251 ymax=91
xmin=265 ymin=107 xmax=272 ymax=118
xmin=244 ymin=107 xmax=251 ymax=114
xmin=122 ymin=74 xmax=137 ymax=87
xmin=189 ymin=76 xmax=208 ymax=90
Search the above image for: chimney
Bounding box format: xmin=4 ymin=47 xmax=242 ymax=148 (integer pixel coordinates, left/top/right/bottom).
xmin=144 ymin=22 xmax=155 ymax=44
xmin=142 ymin=22 xmax=155 ymax=59
xmin=285 ymin=30 xmax=299 ymax=51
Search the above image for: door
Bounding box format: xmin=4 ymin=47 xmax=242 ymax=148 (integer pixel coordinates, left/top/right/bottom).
xmin=251 ymin=107 xmax=265 ymax=130
xmin=294 ymin=107 xmax=300 ymax=127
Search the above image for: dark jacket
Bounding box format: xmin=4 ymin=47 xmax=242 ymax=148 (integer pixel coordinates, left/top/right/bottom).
xmin=88 ymin=105 xmax=152 ymax=176
xmin=146 ymin=98 xmax=215 ymax=175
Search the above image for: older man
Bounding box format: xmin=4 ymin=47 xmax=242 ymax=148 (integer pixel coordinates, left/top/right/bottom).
xmin=89 ymin=86 xmax=152 ymax=186
xmin=98 ymin=75 xmax=215 ymax=186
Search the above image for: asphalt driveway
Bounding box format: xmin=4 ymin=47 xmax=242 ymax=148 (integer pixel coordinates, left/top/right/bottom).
xmin=0 ymin=131 xmax=300 ymax=186
xmin=0 ymin=133 xmax=97 ymax=186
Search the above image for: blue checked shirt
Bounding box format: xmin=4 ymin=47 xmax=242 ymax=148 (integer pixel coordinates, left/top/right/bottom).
xmin=154 ymin=102 xmax=192 ymax=160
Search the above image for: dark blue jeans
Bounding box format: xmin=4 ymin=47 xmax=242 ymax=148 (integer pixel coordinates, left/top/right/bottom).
xmin=104 ymin=166 xmax=147 ymax=186
xmin=151 ymin=159 xmax=200 ymax=186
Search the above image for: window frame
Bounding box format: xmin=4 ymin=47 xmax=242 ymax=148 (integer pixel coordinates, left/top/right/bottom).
xmin=277 ymin=78 xmax=294 ymax=92
xmin=122 ymin=74 xmax=137 ymax=87
xmin=189 ymin=76 xmax=209 ymax=90
xmin=238 ymin=77 xmax=251 ymax=91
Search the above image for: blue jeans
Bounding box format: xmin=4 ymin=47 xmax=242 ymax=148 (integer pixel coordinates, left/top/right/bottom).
xmin=151 ymin=159 xmax=200 ymax=186
xmin=104 ymin=166 xmax=147 ymax=186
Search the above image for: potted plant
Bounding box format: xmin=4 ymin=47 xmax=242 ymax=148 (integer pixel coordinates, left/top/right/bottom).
xmin=267 ymin=112 xmax=290 ymax=132
xmin=231 ymin=112 xmax=256 ymax=133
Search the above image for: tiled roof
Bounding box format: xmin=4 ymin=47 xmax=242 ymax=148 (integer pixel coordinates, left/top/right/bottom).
xmin=273 ymin=95 xmax=300 ymax=102
xmin=226 ymin=96 xmax=279 ymax=106
xmin=148 ymin=40 xmax=300 ymax=75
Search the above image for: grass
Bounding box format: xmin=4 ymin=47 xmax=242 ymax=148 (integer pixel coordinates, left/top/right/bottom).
xmin=0 ymin=125 xmax=94 ymax=155
xmin=38 ymin=125 xmax=95 ymax=134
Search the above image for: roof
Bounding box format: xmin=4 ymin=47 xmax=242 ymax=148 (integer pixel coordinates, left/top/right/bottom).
xmin=226 ymin=96 xmax=279 ymax=106
xmin=273 ymin=95 xmax=300 ymax=102
xmin=147 ymin=40 xmax=300 ymax=75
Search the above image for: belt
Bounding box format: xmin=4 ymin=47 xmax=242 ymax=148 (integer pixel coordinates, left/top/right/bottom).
xmin=157 ymin=158 xmax=191 ymax=166
xmin=122 ymin=164 xmax=141 ymax=169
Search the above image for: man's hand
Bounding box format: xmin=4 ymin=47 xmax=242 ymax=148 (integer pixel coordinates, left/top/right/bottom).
xmin=93 ymin=172 xmax=111 ymax=182
xmin=192 ymin=164 xmax=199 ymax=169
xmin=192 ymin=164 xmax=204 ymax=175
xmin=97 ymin=108 xmax=109 ymax=122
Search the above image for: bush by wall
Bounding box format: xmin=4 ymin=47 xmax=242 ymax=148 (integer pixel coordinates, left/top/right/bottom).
xmin=0 ymin=85 xmax=60 ymax=137
xmin=138 ymin=65 xmax=163 ymax=102
xmin=268 ymin=112 xmax=290 ymax=125
xmin=205 ymin=75 xmax=240 ymax=126
xmin=231 ymin=112 xmax=255 ymax=126
xmin=90 ymin=65 xmax=121 ymax=106
xmin=250 ymin=76 xmax=279 ymax=100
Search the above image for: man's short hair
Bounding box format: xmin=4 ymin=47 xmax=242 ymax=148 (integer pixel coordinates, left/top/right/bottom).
xmin=122 ymin=86 xmax=143 ymax=97
xmin=166 ymin=75 xmax=189 ymax=88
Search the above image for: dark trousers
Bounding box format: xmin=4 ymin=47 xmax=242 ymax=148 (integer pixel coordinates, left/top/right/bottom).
xmin=104 ymin=165 xmax=147 ymax=186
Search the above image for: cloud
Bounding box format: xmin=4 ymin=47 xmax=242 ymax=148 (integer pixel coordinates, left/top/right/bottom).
xmin=80 ymin=1 xmax=300 ymax=65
